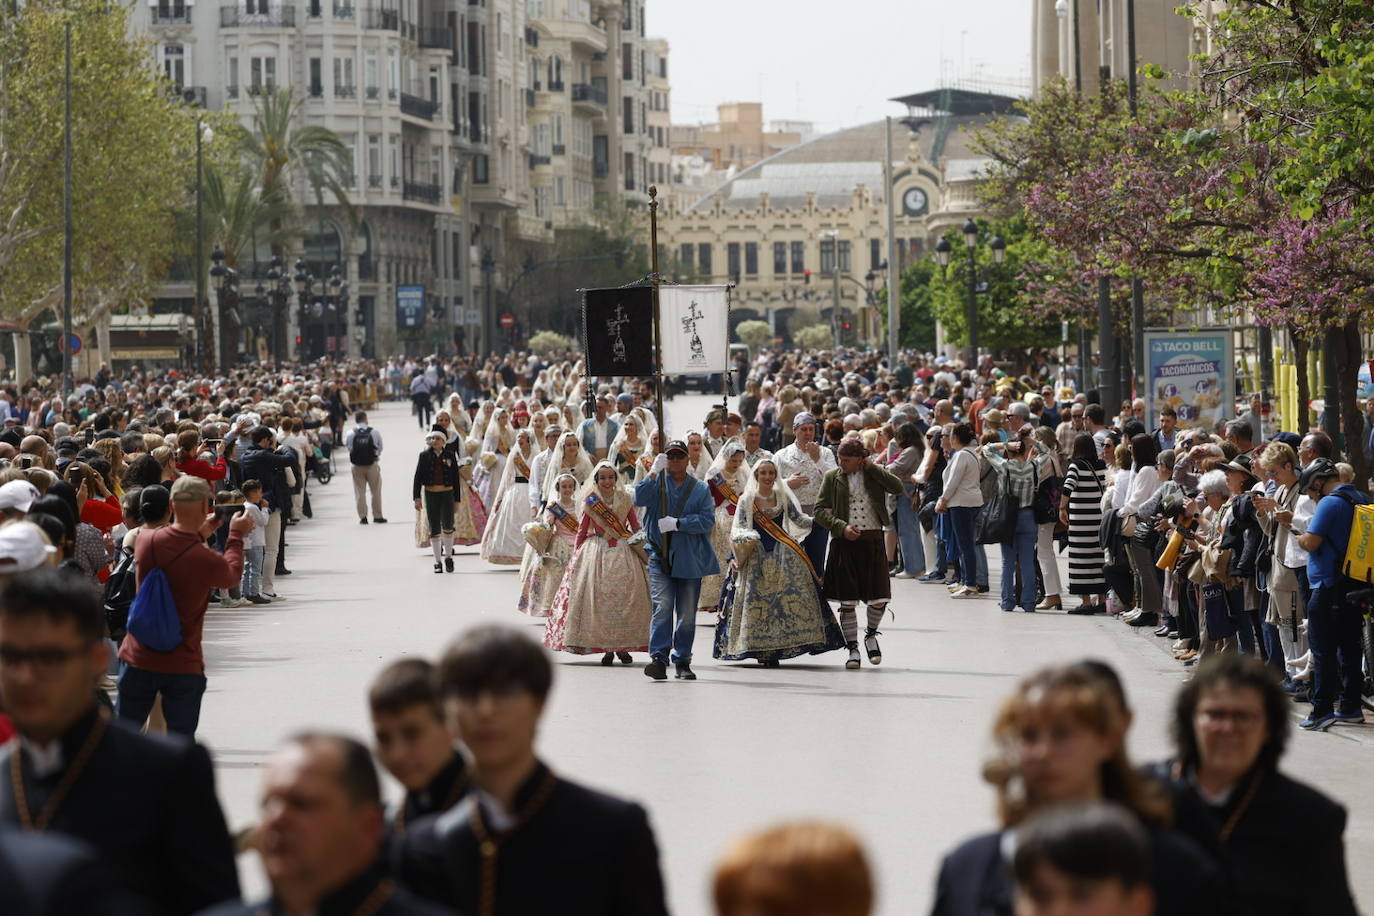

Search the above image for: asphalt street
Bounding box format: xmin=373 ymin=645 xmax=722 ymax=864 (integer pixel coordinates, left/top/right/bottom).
xmin=198 ymin=393 xmax=1373 ymax=915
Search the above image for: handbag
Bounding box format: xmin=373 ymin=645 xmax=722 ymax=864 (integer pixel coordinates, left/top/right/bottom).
xmin=1201 ymin=582 xmax=1238 ymax=639
xmin=976 ymin=467 xmax=1019 ymax=546
xmin=1032 ymin=474 xmax=1061 ymax=525
xmin=1269 ymin=562 xmax=1300 ymax=593
xmin=1120 ymin=512 xmax=1139 ymax=537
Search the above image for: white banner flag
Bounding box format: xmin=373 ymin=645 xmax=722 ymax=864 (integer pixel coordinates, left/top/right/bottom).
xmin=659 ymin=285 xmax=730 ymax=375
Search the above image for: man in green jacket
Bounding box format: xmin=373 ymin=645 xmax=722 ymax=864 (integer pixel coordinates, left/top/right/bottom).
xmin=815 ymin=438 xmax=904 ymax=670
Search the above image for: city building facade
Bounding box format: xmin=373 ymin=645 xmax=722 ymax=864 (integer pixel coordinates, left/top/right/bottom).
xmin=1030 ymin=0 xmax=1192 ymax=95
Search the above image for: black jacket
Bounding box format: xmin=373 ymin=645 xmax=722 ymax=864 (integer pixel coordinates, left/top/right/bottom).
xmin=393 ymin=762 xmax=667 ymax=916
xmin=199 ymin=864 xmax=455 ymax=916
xmin=413 ymin=447 xmax=461 ymax=500
xmin=0 ymin=708 xmax=239 ymax=916
xmin=0 ymin=825 xmax=156 ymax=916
xmin=1159 ymin=763 xmax=1357 ymax=916
xmin=239 ymin=444 xmax=296 ymax=513
xmin=930 ymin=825 xmax=1222 ymax=916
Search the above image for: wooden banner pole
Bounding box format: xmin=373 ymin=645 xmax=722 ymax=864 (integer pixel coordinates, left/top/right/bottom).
xmin=649 ymin=186 xmax=671 ymax=572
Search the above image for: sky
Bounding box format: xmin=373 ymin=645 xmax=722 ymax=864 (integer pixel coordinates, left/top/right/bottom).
xmin=647 ymin=0 xmax=1031 ymax=135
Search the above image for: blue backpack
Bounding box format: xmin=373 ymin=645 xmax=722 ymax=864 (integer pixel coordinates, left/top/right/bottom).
xmin=126 ymin=538 xmax=195 ymax=652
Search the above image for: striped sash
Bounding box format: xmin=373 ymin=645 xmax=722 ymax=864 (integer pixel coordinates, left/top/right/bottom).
xmin=547 ymin=501 xmax=579 ymax=534
xmin=752 ymin=503 xmax=822 ymax=583
xmin=513 ymin=452 xmax=531 ymax=478
xmin=708 ymin=473 xmax=741 ymax=508
xmin=585 ymin=494 xmax=633 ymax=539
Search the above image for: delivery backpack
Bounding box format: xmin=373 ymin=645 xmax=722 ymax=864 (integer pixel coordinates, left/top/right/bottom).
xmin=1331 ymin=489 xmax=1374 ymax=585
xmin=125 ymin=538 xmax=196 ymax=652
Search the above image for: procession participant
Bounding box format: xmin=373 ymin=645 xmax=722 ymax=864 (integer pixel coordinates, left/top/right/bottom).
xmin=517 ymin=473 xmax=581 ymax=618
xmin=539 ymin=431 xmax=593 ymax=507
xmin=741 ymin=422 xmax=773 ymax=467
xmin=413 ymin=431 xmax=461 ymax=574
xmin=685 ymin=430 xmax=713 ymax=480
xmin=474 ymin=407 xmax=514 ymax=507
xmin=775 ymin=412 xmax=838 ymax=575
xmin=203 ymin=733 xmax=452 ymax=916
xmin=527 ymin=425 xmax=562 ymax=515
xmin=715 ymin=458 xmax=844 ymax=667
xmin=368 ymin=659 xmax=469 ymax=836
xmin=703 ymin=409 xmax=729 ymax=458
xmin=698 ymin=439 xmax=749 ymax=617
xmin=608 ymin=413 xmax=650 ymax=487
xmin=392 ymin=626 xmax=669 ymax=916
xmin=0 ymin=570 xmax=240 ymax=915
xmin=814 ymin=439 xmax=904 ymax=670
xmin=635 ymin=440 xmax=719 ymax=681
xmin=544 ymin=462 xmax=651 ymax=665
xmin=577 ymin=394 xmax=619 ymax=462
xmin=480 ymin=428 xmax=536 ymax=566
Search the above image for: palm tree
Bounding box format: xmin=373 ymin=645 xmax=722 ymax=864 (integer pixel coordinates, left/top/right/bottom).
xmin=241 ymin=87 xmax=356 ymax=227
xmin=203 ymin=165 xmax=297 ymax=271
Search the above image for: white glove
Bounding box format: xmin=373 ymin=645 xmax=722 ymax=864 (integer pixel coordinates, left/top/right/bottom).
xmin=658 ymin=516 xmax=678 ymax=533
xmin=649 ymin=453 xmax=669 ymax=476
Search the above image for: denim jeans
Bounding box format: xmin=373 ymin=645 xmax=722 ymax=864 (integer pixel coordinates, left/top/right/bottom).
xmin=1000 ymin=508 xmax=1038 ymax=611
xmin=648 ymin=560 xmax=702 ymax=665
xmin=947 ymin=506 xmax=980 ymax=588
xmin=801 ymin=524 xmax=829 ymax=580
xmin=1307 ymin=584 xmax=1364 ymax=716
xmin=1225 ymin=587 xmax=1256 ymax=655
xmin=242 ymin=545 xmax=264 ymax=598
xmin=894 ymin=489 xmax=926 ymax=575
xmin=115 ymin=662 xmax=208 ymax=737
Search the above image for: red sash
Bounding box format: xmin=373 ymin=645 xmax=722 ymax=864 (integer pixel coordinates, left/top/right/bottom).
xmin=752 ymin=502 xmax=822 ymax=583
xmin=547 ymin=501 xmax=579 ymax=534
xmin=585 ymin=494 xmax=633 ymax=540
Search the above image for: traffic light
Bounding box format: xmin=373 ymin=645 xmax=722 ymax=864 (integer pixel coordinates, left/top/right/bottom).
xmin=295 ymin=336 xmax=303 ymax=346
xmin=803 ymin=269 xmax=811 ymax=285
xmin=842 ymin=321 xmax=852 ymax=331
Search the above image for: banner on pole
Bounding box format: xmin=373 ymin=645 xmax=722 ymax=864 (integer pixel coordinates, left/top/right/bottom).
xmin=1144 ymin=330 xmax=1232 ymax=429
xmin=397 ymin=286 xmax=426 ymax=331
xmin=659 ymin=285 xmax=730 ymax=375
xmin=582 ymin=287 xmax=654 ymax=377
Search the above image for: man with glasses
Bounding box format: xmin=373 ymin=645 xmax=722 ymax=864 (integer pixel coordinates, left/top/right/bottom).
xmin=0 ymin=569 xmax=239 ymax=914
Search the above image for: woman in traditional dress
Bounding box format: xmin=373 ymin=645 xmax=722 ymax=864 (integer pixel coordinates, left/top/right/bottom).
xmin=1060 ymin=432 xmax=1108 ymax=613
xmin=480 ymin=427 xmax=536 ymax=565
xmin=715 ymin=458 xmax=844 ymax=666
xmin=475 ymin=406 xmax=515 ymax=506
xmin=517 ymin=472 xmax=580 ymax=617
xmin=698 ymin=439 xmax=749 ymax=616
xmin=608 ymin=414 xmax=650 ymax=487
xmin=540 ymin=431 xmax=594 ymax=505
xmin=685 ymin=430 xmax=713 ymax=480
xmin=544 ymin=461 xmax=652 ymax=665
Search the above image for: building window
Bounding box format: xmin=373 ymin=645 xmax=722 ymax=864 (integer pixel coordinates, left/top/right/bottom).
xmin=773 ymin=242 xmax=786 ymax=275
xmin=838 ymin=240 xmax=851 ymax=273
xmin=367 ymin=134 xmax=381 ymax=184
xmin=727 ymin=242 xmax=740 ymax=279
xmin=819 ymin=239 xmax=835 ymax=275
xmin=870 ymin=238 xmax=881 ymax=270
xmin=790 ymin=241 xmax=804 ymax=274
xmin=622 ymin=42 xmax=632 ymax=80
xmin=162 ymin=44 xmax=185 ymax=87
xmin=365 ymin=53 xmax=379 ymax=96
xmin=680 ymin=243 xmax=694 ymax=270
xmin=473 ymin=154 xmax=489 ymax=184
xmin=698 ymin=243 xmax=712 ymax=275
xmin=334 ymin=55 xmax=354 ymax=94
xmin=309 ymin=58 xmax=323 ymax=97
xmin=548 ymin=55 xmax=563 ymax=90
xmin=554 ymin=176 xmax=565 ymax=205
xmin=622 ymin=96 xmax=633 ymax=134
xmin=250 ymin=56 xmax=277 ymax=92
xmin=744 ymin=242 xmax=758 ymax=276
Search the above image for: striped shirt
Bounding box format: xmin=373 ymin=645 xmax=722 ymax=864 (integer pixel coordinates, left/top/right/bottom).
xmin=982 ymin=444 xmax=1051 ymax=507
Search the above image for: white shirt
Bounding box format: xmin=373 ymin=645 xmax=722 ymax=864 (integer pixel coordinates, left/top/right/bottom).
xmin=775 ymin=441 xmax=838 ymax=508
xmin=529 ymin=450 xmax=553 ymax=511
xmin=20 ymin=736 xmax=63 ymax=779
xmin=591 ymin=420 xmax=611 ymax=451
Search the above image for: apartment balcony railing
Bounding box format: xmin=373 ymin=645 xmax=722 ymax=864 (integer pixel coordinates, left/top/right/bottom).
xmin=333 ymin=2 xmax=354 ymax=16
xmin=308 ymin=84 xmax=325 ymax=99
xmin=399 ymin=92 xmax=439 ymax=120
xmin=402 ymin=181 xmax=441 ymax=204
xmin=547 ymin=80 xmax=564 ymax=92
xmin=335 ymin=84 xmax=356 ymax=99
xmin=220 ymin=4 xmax=296 ymax=27
xmin=175 ymin=85 xmax=208 ymax=107
xmin=552 ymin=143 xmax=565 ymax=156
xmin=571 ymin=83 xmax=606 ymax=106
xmin=529 ymin=153 xmax=551 ymax=168
xmin=523 ymin=88 xmax=535 ymax=107
xmin=593 ymin=161 xmax=608 ymax=179
xmin=418 ymin=26 xmax=453 ymax=50
xmin=361 ymin=6 xmax=398 ymax=29
xmin=151 ymin=6 xmax=192 ymax=24
xmin=368 ymin=174 xmax=383 ymax=188
xmin=365 ymin=85 xmax=380 ymax=100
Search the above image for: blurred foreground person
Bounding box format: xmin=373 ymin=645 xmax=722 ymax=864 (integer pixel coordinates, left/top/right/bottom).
xmin=393 ymin=625 xmax=668 ymax=915
xmin=713 ymin=821 xmax=873 ymax=916
xmin=200 ymin=733 xmax=453 ymax=916
xmin=1011 ymin=803 xmax=1155 ymax=916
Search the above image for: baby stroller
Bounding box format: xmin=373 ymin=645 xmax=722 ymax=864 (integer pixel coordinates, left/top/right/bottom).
xmin=311 ymin=428 xmax=335 ymax=485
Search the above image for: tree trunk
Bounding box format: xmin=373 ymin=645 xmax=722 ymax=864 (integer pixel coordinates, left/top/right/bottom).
xmin=1338 ymin=320 xmax=1366 ymax=485
xmin=1292 ymin=330 xmax=1311 ymax=435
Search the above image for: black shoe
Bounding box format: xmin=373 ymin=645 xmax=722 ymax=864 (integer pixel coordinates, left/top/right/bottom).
xmin=373 ymin=517 xmax=388 ymax=524
xmin=1127 ymin=612 xmax=1158 ymax=628
xmin=600 ymin=652 xmax=614 ymax=666
xmin=644 ymin=659 xmax=668 ymax=681
xmin=1067 ymin=603 xmax=1103 ymax=615
xmin=247 ymin=595 xmax=272 ymax=605
xmin=360 ymin=518 xmax=368 ymax=525
xmin=763 ymin=658 xmax=781 ymax=668
xmin=1154 ymin=623 xmax=1171 ymax=638
xmin=444 ymin=557 xmax=454 ymax=573
xmin=433 ymin=562 xmax=443 ymax=574
xmin=616 ymin=651 xmax=633 ymax=664
xmin=276 ymin=568 xmax=292 ymax=576
xmin=675 ymin=663 xmax=697 ymax=680
xmin=864 ymin=628 xmax=882 ymax=665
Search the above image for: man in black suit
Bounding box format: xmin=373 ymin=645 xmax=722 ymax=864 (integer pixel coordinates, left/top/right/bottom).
xmin=392 ymin=625 xmax=669 ymax=916
xmin=0 ymin=570 xmax=239 ymax=916
xmin=201 ymin=733 xmax=454 ymax=916
xmin=0 ymin=824 xmax=157 ymax=915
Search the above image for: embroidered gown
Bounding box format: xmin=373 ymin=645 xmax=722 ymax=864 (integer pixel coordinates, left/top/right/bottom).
xmin=697 ymin=475 xmax=744 ymax=613
xmin=516 ymin=505 xmax=579 ymax=617
xmin=480 ymin=459 xmax=533 ymax=565
xmin=714 ymin=499 xmax=845 ymax=662
xmin=544 ymin=496 xmax=652 ymax=654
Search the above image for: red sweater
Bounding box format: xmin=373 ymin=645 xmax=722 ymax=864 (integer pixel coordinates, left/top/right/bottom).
xmin=175 ymin=455 xmax=229 ymax=482
xmin=80 ymin=494 xmax=124 ymax=531
xmin=119 ymin=525 xmax=243 ymax=675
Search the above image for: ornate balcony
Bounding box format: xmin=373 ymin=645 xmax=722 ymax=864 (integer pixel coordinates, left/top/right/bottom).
xmin=402 ymin=181 xmax=441 ymax=204
xmin=220 ymin=4 xmax=296 ymax=27
xmin=400 ymin=92 xmax=439 ymax=120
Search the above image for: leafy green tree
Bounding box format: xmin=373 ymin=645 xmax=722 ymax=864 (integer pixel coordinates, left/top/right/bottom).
xmin=794 ymin=324 xmax=833 ymax=350
xmin=734 ymin=319 xmax=773 ymax=349
xmin=527 ymin=329 xmax=575 ymax=355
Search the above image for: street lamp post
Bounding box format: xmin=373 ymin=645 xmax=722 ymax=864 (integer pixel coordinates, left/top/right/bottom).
xmin=293 ymin=258 xmax=315 ymax=363
xmin=265 ymin=255 xmax=291 ymax=364
xmin=480 ymin=248 xmax=496 ymax=360
xmin=208 ymin=244 xmax=239 ymax=369
xmin=934 ymin=220 xmax=1004 ymax=370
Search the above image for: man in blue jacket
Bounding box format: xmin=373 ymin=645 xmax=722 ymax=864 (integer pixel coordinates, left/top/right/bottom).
xmin=634 ymin=439 xmax=718 ymax=681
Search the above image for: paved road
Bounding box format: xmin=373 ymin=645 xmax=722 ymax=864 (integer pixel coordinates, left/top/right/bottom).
xmin=200 ymin=393 xmax=1373 ymax=914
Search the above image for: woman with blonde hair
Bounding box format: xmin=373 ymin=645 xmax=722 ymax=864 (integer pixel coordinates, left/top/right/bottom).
xmin=544 ymin=461 xmax=652 ymax=664
xmin=714 ymin=822 xmax=873 ymax=916
xmin=479 ymin=427 xmax=536 ymax=565
xmin=698 ymin=439 xmax=749 ymax=616
xmin=539 ymin=431 xmax=593 ymax=505
xmin=715 ymin=458 xmax=843 ymax=666
xmin=930 ymin=663 xmax=1219 ymax=916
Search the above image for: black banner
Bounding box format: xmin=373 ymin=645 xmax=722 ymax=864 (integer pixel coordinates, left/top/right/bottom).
xmin=582 ymin=287 xmax=654 ymax=377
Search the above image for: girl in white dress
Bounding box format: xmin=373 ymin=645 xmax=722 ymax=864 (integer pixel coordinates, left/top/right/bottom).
xmin=479 ymin=427 xmax=535 ymax=565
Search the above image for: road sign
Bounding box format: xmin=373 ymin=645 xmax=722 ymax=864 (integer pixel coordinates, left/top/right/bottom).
xmin=499 ymin=313 xmax=515 ymax=328
xmin=465 ymin=308 xmax=481 ymax=325
xmin=58 ymin=333 xmax=82 ymax=355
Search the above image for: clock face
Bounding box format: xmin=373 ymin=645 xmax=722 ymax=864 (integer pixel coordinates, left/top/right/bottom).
xmin=903 ymin=187 xmax=929 ymax=216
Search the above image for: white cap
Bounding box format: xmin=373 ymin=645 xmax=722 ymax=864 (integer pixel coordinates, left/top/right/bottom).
xmin=0 ymin=522 xmax=58 ymax=572
xmin=0 ymin=480 xmax=39 ymax=513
